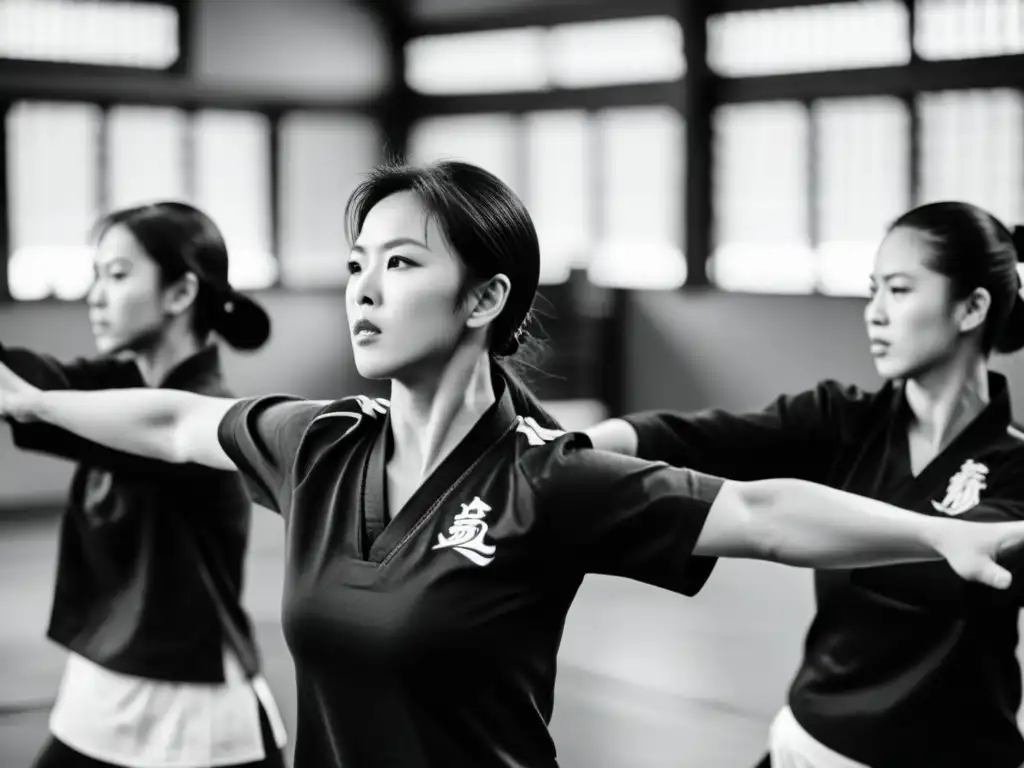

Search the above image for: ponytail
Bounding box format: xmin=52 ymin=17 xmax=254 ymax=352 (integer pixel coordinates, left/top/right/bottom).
xmin=492 ymin=355 xmax=563 ymax=432
xmin=994 ymin=224 xmax=1024 ymax=354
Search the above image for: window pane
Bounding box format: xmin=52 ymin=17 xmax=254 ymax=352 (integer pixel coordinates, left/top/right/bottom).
xmin=405 ymin=28 xmax=548 ymax=94
xmin=279 ymin=112 xmax=380 ymax=288
xmin=6 ymin=101 xmax=100 ymax=301
xmin=711 ymin=102 xmax=813 ymax=294
xmin=548 ymin=16 xmax=685 ymax=88
xmin=193 ymin=110 xmax=278 ymax=290
xmin=815 ymin=97 xmax=910 ymax=297
xmin=107 ymin=106 xmax=188 ymax=210
xmin=916 ymin=0 xmax=1024 ymax=60
xmin=0 ymin=0 xmax=178 ymax=68
xmin=590 ymin=106 xmax=686 ymax=290
xmin=919 ymin=89 xmax=1024 ymax=226
xmin=708 ymin=1 xmax=909 ymax=76
xmin=524 ymin=110 xmax=592 ymax=285
xmin=408 ymin=113 xmax=522 ymax=193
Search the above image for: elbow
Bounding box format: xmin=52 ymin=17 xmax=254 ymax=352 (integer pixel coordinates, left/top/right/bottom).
xmin=728 ymin=480 xmax=790 ymax=564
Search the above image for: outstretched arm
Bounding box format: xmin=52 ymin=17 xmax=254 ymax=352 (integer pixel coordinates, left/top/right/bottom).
xmin=0 ymin=361 xmax=237 ymax=470
xmin=699 ymin=478 xmax=1020 ymax=588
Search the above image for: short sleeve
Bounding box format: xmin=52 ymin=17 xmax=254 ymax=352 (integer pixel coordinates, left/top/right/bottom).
xmin=530 ymin=436 xmax=724 ymax=596
xmin=1 ymin=343 xmax=145 ymax=461
xmin=621 ymin=380 xmax=873 ymax=483
xmin=217 ymin=395 xmax=328 ymax=517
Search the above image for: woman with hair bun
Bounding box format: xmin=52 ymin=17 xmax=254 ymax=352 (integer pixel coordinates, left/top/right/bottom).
xmin=0 ymin=202 xmax=286 ymax=768
xmin=588 ymin=202 xmax=1024 ymax=768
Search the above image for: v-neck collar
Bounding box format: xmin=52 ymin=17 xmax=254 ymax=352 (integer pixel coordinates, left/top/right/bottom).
xmin=889 ymin=372 xmax=1011 ymax=496
xmin=359 ymin=372 xmax=518 ymax=563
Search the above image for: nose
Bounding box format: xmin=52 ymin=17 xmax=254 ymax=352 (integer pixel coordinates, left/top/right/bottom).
xmin=349 ymin=262 xmax=381 ymax=308
xmin=864 ymin=290 xmax=887 ymax=327
xmin=86 ymin=279 xmax=105 ymax=308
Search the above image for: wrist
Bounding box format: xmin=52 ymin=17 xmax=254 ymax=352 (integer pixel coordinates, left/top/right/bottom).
xmin=922 ymin=514 xmax=956 ymax=558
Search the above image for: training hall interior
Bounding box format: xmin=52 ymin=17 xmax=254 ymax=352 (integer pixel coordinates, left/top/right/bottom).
xmin=2 ymin=0 xmax=1024 ymax=765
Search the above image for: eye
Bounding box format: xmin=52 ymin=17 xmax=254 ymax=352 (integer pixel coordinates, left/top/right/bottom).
xmin=889 ymin=286 xmax=910 ymax=295
xmin=387 ymin=255 xmax=413 ymax=269
xmin=346 ymin=261 xmax=361 ymax=275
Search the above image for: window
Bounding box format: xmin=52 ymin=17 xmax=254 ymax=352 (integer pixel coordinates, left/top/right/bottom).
xmin=6 ymin=102 xmax=101 ymax=301
xmin=815 ymin=97 xmax=910 ymax=296
xmin=711 ymin=102 xmax=814 ymax=294
xmin=590 ymin=106 xmax=686 ymax=290
xmin=405 ymin=15 xmax=684 ymax=95
xmin=524 ymin=111 xmax=592 ymax=285
xmin=547 ymin=16 xmax=685 ymax=88
xmin=916 ymin=0 xmax=1024 ymax=60
xmin=919 ymin=89 xmax=1024 ymax=226
xmin=405 ymin=28 xmax=548 ymax=94
xmin=107 ymin=106 xmax=188 ymax=211
xmin=0 ymin=0 xmax=178 ymax=68
xmin=278 ymin=112 xmax=381 ymax=288
xmin=707 ymin=1 xmax=909 ymax=76
xmin=193 ymin=111 xmax=278 ymax=291
xmin=408 ymin=113 xmax=522 ymax=192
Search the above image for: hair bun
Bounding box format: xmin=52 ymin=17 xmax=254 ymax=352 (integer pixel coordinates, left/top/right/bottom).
xmin=1013 ymin=225 xmax=1024 ymax=259
xmin=497 ymin=336 xmax=520 ymax=357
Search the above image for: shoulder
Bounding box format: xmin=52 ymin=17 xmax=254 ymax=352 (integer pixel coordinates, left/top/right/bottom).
xmin=786 ymin=379 xmax=891 ymax=435
xmin=512 ymin=417 xmax=600 ymax=489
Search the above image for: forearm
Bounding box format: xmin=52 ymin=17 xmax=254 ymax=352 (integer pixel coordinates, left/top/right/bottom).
xmin=32 ymin=388 xmax=199 ymax=464
xmin=725 ymin=478 xmax=948 ymax=568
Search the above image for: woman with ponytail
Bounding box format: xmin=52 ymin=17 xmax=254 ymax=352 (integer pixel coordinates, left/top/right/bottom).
xmin=0 ymin=202 xmax=286 ymax=768
xmin=5 ymin=175 xmax=1024 ymax=768
xmin=588 ymin=202 xmax=1024 ymax=768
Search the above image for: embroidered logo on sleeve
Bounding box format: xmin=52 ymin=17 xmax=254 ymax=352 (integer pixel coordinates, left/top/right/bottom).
xmin=432 ymin=496 xmax=496 ymax=566
xmin=931 ymin=459 xmax=989 ymax=516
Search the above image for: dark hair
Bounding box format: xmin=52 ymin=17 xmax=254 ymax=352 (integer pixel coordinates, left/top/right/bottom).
xmin=93 ymin=201 xmax=270 ymax=351
xmin=344 ymin=161 xmax=562 ymax=430
xmin=889 ymin=201 xmax=1024 ymax=354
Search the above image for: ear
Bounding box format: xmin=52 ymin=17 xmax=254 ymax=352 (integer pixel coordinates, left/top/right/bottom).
xmin=956 ymin=286 xmax=992 ymax=334
xmin=464 ymin=273 xmax=511 ymax=332
xmin=162 ymin=272 xmax=201 ymax=318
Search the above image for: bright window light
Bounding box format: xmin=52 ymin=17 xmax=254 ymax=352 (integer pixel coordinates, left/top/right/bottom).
xmin=916 ymin=0 xmax=1024 ymax=60
xmin=405 ymin=28 xmax=548 ymax=94
xmin=524 ymin=110 xmax=592 ymax=285
xmin=708 ymin=1 xmax=910 ymax=76
xmin=279 ymin=113 xmax=380 ymax=289
xmin=193 ymin=110 xmax=278 ymax=291
xmin=591 ymin=106 xmax=686 ymax=290
xmin=815 ymin=97 xmax=910 ymax=297
xmin=919 ymin=89 xmax=1024 ymax=226
xmin=6 ymin=101 xmax=101 ymax=301
xmin=408 ymin=113 xmax=523 ymax=194
xmin=711 ymin=102 xmax=811 ymax=294
xmin=0 ymin=0 xmax=178 ymax=68
xmin=107 ymin=106 xmax=188 ymax=211
xmin=548 ymin=16 xmax=685 ymax=88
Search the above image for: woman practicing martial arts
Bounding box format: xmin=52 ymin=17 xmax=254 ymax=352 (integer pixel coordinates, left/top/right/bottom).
xmin=588 ymin=202 xmax=1024 ymax=768
xmin=0 ymin=202 xmax=287 ymax=768
xmin=3 ymin=174 xmax=1024 ymax=768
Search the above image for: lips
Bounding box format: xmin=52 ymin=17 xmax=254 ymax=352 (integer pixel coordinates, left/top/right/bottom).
xmin=352 ymin=318 xmax=381 ymax=338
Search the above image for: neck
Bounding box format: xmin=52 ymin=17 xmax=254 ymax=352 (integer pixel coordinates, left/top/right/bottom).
xmin=903 ymin=350 xmax=989 ymax=450
xmin=133 ymin=331 xmax=205 ymax=387
xmin=387 ymin=344 xmax=496 ymax=480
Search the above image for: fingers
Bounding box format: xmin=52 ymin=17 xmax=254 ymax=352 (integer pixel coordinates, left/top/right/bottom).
xmin=977 ymin=561 xmax=1012 ymax=590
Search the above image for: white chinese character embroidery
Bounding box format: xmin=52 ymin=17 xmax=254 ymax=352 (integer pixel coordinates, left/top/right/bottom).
xmin=432 ymin=496 xmax=496 ymax=566
xmin=931 ymin=459 xmax=989 ymax=516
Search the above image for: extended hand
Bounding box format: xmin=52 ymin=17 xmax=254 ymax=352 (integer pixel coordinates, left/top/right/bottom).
xmin=936 ymin=519 xmax=1024 ymax=590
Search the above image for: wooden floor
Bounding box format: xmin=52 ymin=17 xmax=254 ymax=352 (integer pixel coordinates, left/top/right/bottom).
xmin=4 ymin=507 xmax=1013 ymax=767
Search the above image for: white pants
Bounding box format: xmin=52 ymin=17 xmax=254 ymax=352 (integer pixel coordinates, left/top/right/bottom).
xmin=768 ymin=707 xmax=871 ymax=768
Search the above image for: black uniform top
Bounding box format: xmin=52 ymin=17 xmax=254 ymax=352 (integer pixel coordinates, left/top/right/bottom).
xmin=217 ymin=375 xmax=723 ymax=768
xmin=0 ymin=344 xmax=260 ymax=684
xmin=624 ymin=373 xmax=1024 ymax=768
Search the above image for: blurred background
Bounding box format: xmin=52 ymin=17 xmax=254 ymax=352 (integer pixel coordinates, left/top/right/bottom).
xmin=2 ymin=0 xmax=1024 ymax=765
